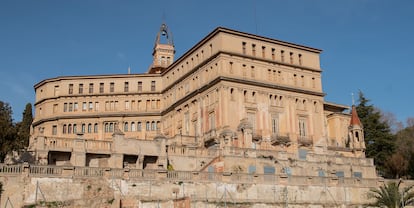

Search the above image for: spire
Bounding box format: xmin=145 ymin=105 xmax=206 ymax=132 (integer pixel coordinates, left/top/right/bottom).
xmin=148 ymin=23 xmax=175 ymax=74
xmin=350 ymin=105 xmax=362 ymax=127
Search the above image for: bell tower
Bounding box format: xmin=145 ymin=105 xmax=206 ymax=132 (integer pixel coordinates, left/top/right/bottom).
xmin=148 ymin=23 xmax=175 ymax=74
xmin=348 ymin=105 xmax=366 ymax=157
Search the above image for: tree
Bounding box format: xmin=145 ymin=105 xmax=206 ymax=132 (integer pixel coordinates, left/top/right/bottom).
xmin=356 ymin=92 xmax=396 ymax=177
xmin=16 ymin=103 xmax=33 ymax=149
xmin=0 ymin=101 xmax=17 ymax=162
xmin=394 ymin=124 xmax=414 ymax=178
xmin=366 ymin=180 xmax=414 ymax=208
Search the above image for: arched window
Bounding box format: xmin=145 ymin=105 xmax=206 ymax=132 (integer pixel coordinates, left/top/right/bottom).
xmin=87 ymin=123 xmax=92 ymax=133
xmin=105 ymin=123 xmax=109 ymax=132
xmin=124 ymin=122 xmax=129 ymax=132
xmin=137 ymin=122 xmax=142 ymax=131
xmin=68 ymin=124 xmax=72 ymax=134
xmin=63 ymin=124 xmax=67 ymax=134
xmin=146 ymin=121 xmax=150 ymax=131
xmin=109 ymin=123 xmax=114 ymax=132
xmin=73 ymin=124 xmax=77 ymax=134
xmin=94 ymin=123 xmax=98 ymax=133
xmin=81 ymin=124 xmax=86 ymax=133
xmin=151 ymin=121 xmax=156 ymax=131
xmin=131 ymin=122 xmax=136 ymax=131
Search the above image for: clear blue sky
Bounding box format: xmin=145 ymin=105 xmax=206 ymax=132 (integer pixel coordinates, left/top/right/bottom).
xmin=1 ymin=0 xmax=413 ymax=125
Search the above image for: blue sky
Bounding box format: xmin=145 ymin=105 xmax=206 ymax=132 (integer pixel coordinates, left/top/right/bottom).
xmin=1 ymin=0 xmax=413 ymax=125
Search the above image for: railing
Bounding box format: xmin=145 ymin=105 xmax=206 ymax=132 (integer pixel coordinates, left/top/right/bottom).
xmin=0 ymin=163 xmax=382 ymax=188
xmin=85 ymin=140 xmax=112 ymax=152
xmin=45 ymin=137 xmax=73 ymax=150
xmin=0 ymin=164 xmax=22 ymax=174
xmin=30 ymin=165 xmax=63 ymax=176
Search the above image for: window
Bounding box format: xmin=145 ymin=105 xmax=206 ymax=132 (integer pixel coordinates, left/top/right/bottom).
xmin=318 ymin=170 xmax=325 ymax=177
xmin=105 ymin=123 xmax=109 ymax=132
xmin=271 ymin=115 xmax=279 ymax=134
xmin=248 ymin=165 xmax=256 ymax=174
xmin=63 ymin=103 xmax=68 ymax=112
xmin=124 ymin=82 xmax=129 ymax=92
xmin=109 ymin=123 xmax=114 ymax=132
xmin=299 ymin=118 xmax=307 ymax=137
xmin=74 ymin=102 xmax=78 ymax=111
xmin=81 ymin=124 xmax=85 ymax=133
xmin=68 ymin=124 xmax=72 ymax=134
xmin=247 ymin=112 xmax=256 ymax=132
xmin=124 ymin=122 xmax=128 ymax=132
xmin=68 ymin=103 xmax=73 ymax=112
xmin=99 ymin=83 xmax=104 ymax=93
xmin=261 ymin=46 xmax=265 ymax=58
xmin=89 ymin=83 xmax=94 ymax=93
xmin=95 ymin=102 xmax=99 ymax=111
xmin=146 ymin=121 xmax=150 ymax=131
xmin=290 ymin=52 xmax=294 ymax=64
xmin=94 ymin=123 xmax=98 ymax=133
xmin=353 ymin=172 xmax=362 ymax=178
xmin=185 ymin=112 xmax=190 ymax=134
xmin=78 ymin=84 xmax=83 ymax=94
xmin=298 ymin=54 xmax=302 ymax=65
xmin=110 ymin=82 xmax=114 ymax=92
xmin=63 ymin=124 xmax=67 ymax=134
xmin=52 ymin=125 xmax=57 ymax=135
xmin=242 ymin=42 xmax=246 ymax=54
xmin=82 ymin=102 xmax=87 ymax=111
xmin=252 ymin=44 xmax=256 ymax=56
xmin=88 ymin=102 xmax=93 ymax=111
xmin=53 ymin=104 xmax=58 ymax=113
xmin=137 ymin=122 xmax=142 ymax=131
xmin=125 ymin=101 xmax=130 ymax=110
xmin=137 ymin=81 xmax=142 ymax=92
xmin=281 ymin=50 xmax=285 ymax=62
xmin=298 ymin=149 xmax=308 ymax=160
xmin=88 ymin=123 xmax=92 ymax=133
xmin=131 ymin=122 xmax=136 ymax=131
xmin=151 ymin=121 xmax=156 ymax=131
xmin=151 ymin=81 xmax=156 ymax=91
xmin=68 ymin=84 xmax=73 ymax=94
xmin=73 ymin=124 xmax=77 ymax=134
xmin=271 ymin=48 xmax=275 ymax=60
xmin=336 ymin=171 xmax=345 ymax=178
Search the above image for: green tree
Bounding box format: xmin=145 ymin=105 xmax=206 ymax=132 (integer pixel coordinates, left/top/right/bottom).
xmin=366 ymin=181 xmax=414 ymax=208
xmin=356 ymin=92 xmax=396 ymax=177
xmin=394 ymin=124 xmax=414 ymax=178
xmin=16 ymin=103 xmax=33 ymax=149
xmin=0 ymin=101 xmax=17 ymax=162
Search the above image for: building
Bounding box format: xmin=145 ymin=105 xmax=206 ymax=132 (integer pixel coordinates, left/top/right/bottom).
xmin=29 ymin=23 xmax=374 ymax=180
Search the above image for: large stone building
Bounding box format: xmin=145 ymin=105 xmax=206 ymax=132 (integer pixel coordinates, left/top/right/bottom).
xmin=29 ymin=24 xmax=374 ymax=180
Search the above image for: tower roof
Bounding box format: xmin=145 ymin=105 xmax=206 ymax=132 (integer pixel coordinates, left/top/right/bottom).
xmin=350 ymin=105 xmax=362 ymax=126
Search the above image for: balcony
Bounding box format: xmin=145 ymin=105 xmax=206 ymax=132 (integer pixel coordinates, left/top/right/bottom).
xmin=270 ymin=134 xmax=291 ymax=146
xmin=298 ymin=136 xmax=313 ymax=147
xmin=204 ymin=129 xmax=219 ymax=148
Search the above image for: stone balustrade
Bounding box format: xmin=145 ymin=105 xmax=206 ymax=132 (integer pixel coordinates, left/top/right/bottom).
xmin=0 ymin=163 xmax=380 ymax=188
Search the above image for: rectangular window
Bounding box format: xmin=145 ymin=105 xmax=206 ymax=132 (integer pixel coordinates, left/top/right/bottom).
xmin=261 ymin=46 xmax=265 ymax=58
xmin=318 ymin=170 xmax=325 ymax=177
xmin=63 ymin=103 xmax=68 ymax=112
xmin=52 ymin=125 xmax=57 ymax=135
xmin=184 ymin=112 xmax=190 ymax=135
xmin=68 ymin=103 xmax=73 ymax=112
xmin=78 ymin=84 xmax=83 ymax=94
xmin=248 ymin=165 xmax=256 ymax=174
xmin=125 ymin=101 xmax=130 ymax=110
xmin=336 ymin=171 xmax=345 ymax=178
xmin=208 ymin=112 xmax=215 ymax=130
xmin=82 ymin=102 xmax=87 ymax=111
xmin=252 ymin=44 xmax=256 ymax=56
xmin=89 ymin=83 xmax=93 ymax=94
xmin=146 ymin=122 xmax=150 ymax=131
xmin=242 ymin=42 xmax=246 ymax=54
xmin=353 ymin=172 xmax=362 ymax=178
xmin=73 ymin=102 xmax=78 ymax=111
xmin=88 ymin=102 xmax=93 ymax=111
xmin=99 ymin=83 xmax=104 ymax=93
xmin=137 ymin=81 xmax=142 ymax=92
xmin=124 ymin=82 xmax=129 ymax=92
xmin=271 ymin=115 xmax=279 ymax=134
xmin=281 ymin=50 xmax=285 ymax=62
xmin=95 ymin=102 xmax=99 ymax=111
xmin=298 ymin=149 xmax=308 ymax=160
xmin=271 ymin=48 xmax=275 ymax=60
xmin=298 ymin=54 xmax=302 ymax=65
xmin=110 ymin=82 xmax=114 ymax=92
xmin=151 ymin=81 xmax=156 ymax=91
xmin=68 ymin=84 xmax=73 ymax=94
xmin=299 ymin=117 xmax=307 ymax=137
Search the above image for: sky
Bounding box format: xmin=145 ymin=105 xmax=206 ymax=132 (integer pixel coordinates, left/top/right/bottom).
xmin=0 ymin=0 xmax=413 ymax=125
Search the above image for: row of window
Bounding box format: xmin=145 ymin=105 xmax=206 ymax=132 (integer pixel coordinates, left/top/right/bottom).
xmin=67 ymin=81 xmax=156 ymax=95
xmin=242 ymin=42 xmax=303 ymax=65
xmin=54 ymin=123 xmax=99 ymax=135
xmin=62 ymin=99 xmax=161 ymax=113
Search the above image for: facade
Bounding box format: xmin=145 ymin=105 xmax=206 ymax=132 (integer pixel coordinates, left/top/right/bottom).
xmin=29 ymin=24 xmax=374 ymax=180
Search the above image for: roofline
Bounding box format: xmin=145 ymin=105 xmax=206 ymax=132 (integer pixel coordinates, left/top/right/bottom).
xmin=162 ymin=26 xmax=322 ymax=75
xmin=34 ymin=73 xmax=160 ymax=89
xmin=324 ymin=101 xmax=350 ymax=112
